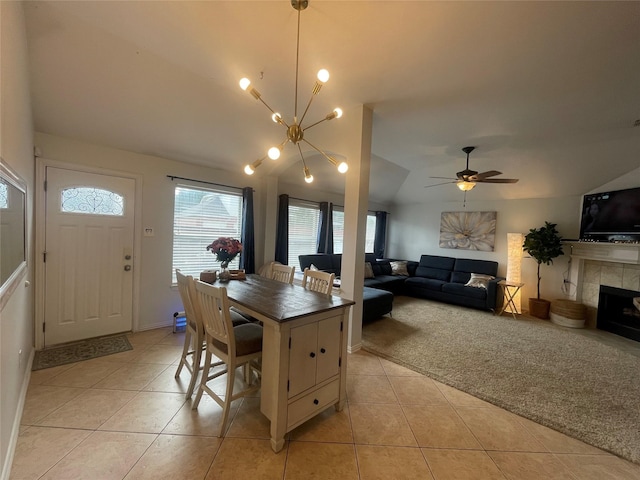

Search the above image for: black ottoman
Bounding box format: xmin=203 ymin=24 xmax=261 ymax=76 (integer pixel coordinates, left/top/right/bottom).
xmin=362 ymin=287 xmax=393 ymax=323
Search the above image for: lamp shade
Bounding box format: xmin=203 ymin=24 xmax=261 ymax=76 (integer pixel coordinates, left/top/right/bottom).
xmin=506 ymin=233 xmax=524 ymax=314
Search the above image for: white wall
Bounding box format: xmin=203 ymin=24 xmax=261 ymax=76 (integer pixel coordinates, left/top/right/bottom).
xmin=388 ymin=196 xmax=582 ymax=305
xmin=34 ymin=133 xmax=264 ymax=332
xmin=1 ymin=2 xmax=36 ymax=476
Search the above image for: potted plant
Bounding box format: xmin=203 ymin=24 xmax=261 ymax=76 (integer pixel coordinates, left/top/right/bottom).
xmin=522 ymin=221 xmax=564 ymax=319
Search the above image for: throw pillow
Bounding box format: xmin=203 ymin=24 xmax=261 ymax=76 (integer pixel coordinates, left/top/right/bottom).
xmin=465 ymin=273 xmax=495 ymax=289
xmin=364 ymin=262 xmax=375 ymax=279
xmin=390 ymin=260 xmax=409 ymax=276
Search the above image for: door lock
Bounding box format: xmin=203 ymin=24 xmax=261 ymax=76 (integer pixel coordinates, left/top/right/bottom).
xmin=124 ymin=265 xmax=132 ymax=271
xmin=125 ymin=254 xmax=132 ymax=260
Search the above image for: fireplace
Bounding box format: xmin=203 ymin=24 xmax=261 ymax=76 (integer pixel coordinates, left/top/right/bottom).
xmin=597 ymin=285 xmax=640 ymax=342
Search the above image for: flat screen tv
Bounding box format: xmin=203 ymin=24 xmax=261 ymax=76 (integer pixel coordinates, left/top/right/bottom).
xmin=579 ymin=186 xmax=640 ymax=242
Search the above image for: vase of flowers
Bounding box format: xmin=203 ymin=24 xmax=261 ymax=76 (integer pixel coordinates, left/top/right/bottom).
xmin=206 ymin=237 xmax=243 ymax=282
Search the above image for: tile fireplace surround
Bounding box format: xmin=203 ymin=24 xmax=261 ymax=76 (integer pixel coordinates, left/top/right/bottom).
xmin=564 ymin=242 xmax=640 ymax=328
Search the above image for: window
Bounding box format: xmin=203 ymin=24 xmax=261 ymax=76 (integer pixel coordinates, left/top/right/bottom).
xmin=60 ymin=187 xmax=124 ymax=216
xmin=332 ymin=209 xmax=377 ymax=254
xmin=172 ymin=185 xmax=242 ymax=283
xmin=288 ymin=200 xmax=320 ymax=267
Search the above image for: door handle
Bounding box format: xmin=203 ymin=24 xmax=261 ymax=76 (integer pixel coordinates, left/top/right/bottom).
xmin=124 ymin=265 xmax=132 ymax=271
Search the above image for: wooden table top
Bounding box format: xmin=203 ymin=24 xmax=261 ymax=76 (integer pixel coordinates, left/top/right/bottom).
xmin=213 ymin=274 xmax=355 ymax=323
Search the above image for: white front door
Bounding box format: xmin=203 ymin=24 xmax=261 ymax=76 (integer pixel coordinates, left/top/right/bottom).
xmin=44 ymin=167 xmax=135 ymax=346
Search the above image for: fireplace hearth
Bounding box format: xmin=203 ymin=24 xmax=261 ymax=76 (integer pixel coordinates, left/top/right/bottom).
xmin=597 ymin=285 xmax=640 ymax=342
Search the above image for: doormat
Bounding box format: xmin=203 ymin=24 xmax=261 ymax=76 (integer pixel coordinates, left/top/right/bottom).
xmin=32 ymin=334 xmax=133 ymax=371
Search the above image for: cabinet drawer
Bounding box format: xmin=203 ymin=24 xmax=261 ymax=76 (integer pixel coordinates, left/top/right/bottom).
xmin=287 ymin=379 xmax=339 ymax=430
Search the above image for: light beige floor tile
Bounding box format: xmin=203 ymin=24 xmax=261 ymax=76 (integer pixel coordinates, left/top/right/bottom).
xmin=349 ymin=403 xmax=417 ymax=446
xmin=130 ymin=344 xmax=184 ymax=365
xmin=422 ymin=448 xmax=507 ymax=480
xmin=205 ymin=438 xmax=287 ymax=480
xmin=99 ymin=391 xmax=186 ymax=433
xmin=346 ymin=351 xmax=385 ymax=375
xmin=104 ymin=344 xmax=149 ymax=362
xmin=403 ymin=404 xmax=482 ymax=449
xmin=434 ymin=381 xmax=493 ymax=408
xmin=40 ymin=431 xmax=156 ymax=480
xmin=37 ymin=388 xmax=137 ymax=429
xmin=225 ymin=397 xmax=271 ymax=439
xmin=9 ymin=426 xmax=92 ymax=480
xmin=20 ymin=385 xmax=85 ymax=425
xmin=488 ymin=451 xmax=577 ymax=480
xmin=157 ymin=331 xmax=187 ymax=346
xmin=162 ymin=395 xmax=241 ymax=437
xmin=126 ymin=328 xmax=172 ymax=346
xmin=285 ymin=441 xmax=359 ymax=480
xmin=92 ymin=362 xmax=168 ymax=390
xmin=379 ymin=358 xmax=423 ymax=376
xmin=356 ymin=445 xmax=434 ymax=480
xmin=289 ymin=403 xmax=353 ymax=443
xmin=389 ymin=375 xmax=448 ymax=405
xmin=42 ymin=360 xmax=124 ymax=388
xmin=346 ymin=374 xmax=398 ymax=404
xmin=555 ymin=454 xmax=640 ymax=480
xmin=29 ymin=364 xmax=76 ymax=385
xmin=124 ymin=434 xmax=221 ymax=480
xmin=142 ymin=365 xmax=191 ymax=394
xmin=515 ymin=416 xmax=606 ymax=455
xmin=455 ymin=406 xmax=546 ymax=452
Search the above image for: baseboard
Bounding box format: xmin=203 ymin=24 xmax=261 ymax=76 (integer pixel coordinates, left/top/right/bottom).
xmin=347 ymin=342 xmax=362 ymax=354
xmin=1 ymin=349 xmax=34 ymax=480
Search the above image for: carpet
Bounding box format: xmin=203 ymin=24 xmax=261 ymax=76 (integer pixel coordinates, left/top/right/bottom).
xmin=32 ymin=334 xmax=133 ymax=370
xmin=362 ymin=296 xmax=640 ymax=464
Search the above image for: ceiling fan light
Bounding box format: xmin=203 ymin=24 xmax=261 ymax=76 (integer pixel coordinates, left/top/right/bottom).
xmin=457 ymin=181 xmax=476 ymax=191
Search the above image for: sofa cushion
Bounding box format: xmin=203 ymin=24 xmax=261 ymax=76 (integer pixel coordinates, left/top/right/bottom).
xmin=377 ymin=260 xmax=393 ymax=275
xmin=454 ymin=258 xmax=498 ymax=277
xmin=442 ymin=282 xmax=488 ymax=300
xmin=390 ymin=260 xmax=409 ymax=276
xmin=465 ymin=273 xmax=495 ymax=289
xmin=405 ymin=277 xmax=447 ymax=292
xmin=364 ymin=262 xmax=375 ymax=278
xmin=415 ymin=266 xmax=451 ymax=282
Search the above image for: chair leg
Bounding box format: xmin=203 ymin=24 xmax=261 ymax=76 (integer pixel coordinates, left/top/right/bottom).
xmin=175 ymin=326 xmax=192 ymax=378
xmin=219 ymin=364 xmax=235 ymax=437
xmin=192 ymin=348 xmax=211 ymax=410
xmin=185 ymin=331 xmax=203 ymax=399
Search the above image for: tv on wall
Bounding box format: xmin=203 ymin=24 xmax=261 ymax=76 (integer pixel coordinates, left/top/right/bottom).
xmin=579 ymin=186 xmax=640 ymax=242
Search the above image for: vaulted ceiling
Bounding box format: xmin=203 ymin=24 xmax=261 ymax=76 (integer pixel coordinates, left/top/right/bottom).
xmin=23 ymin=1 xmax=640 ymax=205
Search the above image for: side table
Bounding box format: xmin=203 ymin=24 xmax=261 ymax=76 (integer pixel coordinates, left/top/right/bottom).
xmin=496 ymin=280 xmax=524 ymax=320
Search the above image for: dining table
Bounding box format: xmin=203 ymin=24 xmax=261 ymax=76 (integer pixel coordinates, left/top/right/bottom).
xmin=216 ymin=274 xmax=355 ymax=452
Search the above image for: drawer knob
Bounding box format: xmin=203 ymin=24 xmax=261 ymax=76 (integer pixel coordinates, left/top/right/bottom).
xmin=320 ymin=348 xmax=326 ymax=354
xmin=313 ymin=399 xmax=319 ymax=405
xmin=309 ymin=352 xmax=316 ymax=358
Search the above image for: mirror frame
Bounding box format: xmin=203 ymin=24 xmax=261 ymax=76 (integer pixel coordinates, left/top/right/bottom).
xmin=0 ymin=157 xmax=28 ymax=311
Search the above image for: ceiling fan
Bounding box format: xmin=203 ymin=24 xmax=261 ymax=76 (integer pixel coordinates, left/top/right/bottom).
xmin=426 ymin=146 xmax=519 ymax=191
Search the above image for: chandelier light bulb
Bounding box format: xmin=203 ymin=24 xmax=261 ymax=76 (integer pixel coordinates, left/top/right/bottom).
xmin=272 ymin=113 xmax=282 ymax=124
xmin=333 ymin=108 xmax=343 ymax=119
xmin=268 ymin=146 xmax=281 ymax=160
xmin=338 ymin=161 xmax=348 ymax=173
xmin=317 ymin=69 xmax=330 ymax=83
xmin=244 ymin=164 xmax=255 ymax=175
xmin=239 ymin=78 xmax=251 ymax=90
xmin=304 ymin=167 xmax=314 ymax=183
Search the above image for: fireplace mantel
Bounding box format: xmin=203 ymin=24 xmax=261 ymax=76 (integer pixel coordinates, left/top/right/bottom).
xmin=562 ymin=241 xmax=640 ymax=265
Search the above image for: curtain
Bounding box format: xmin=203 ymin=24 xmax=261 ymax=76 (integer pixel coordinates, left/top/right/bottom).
xmin=240 ymin=187 xmax=255 ymax=274
xmin=316 ymin=202 xmax=334 ymax=254
xmin=374 ymin=211 xmax=388 ymax=258
xmin=275 ymin=194 xmax=289 ymax=264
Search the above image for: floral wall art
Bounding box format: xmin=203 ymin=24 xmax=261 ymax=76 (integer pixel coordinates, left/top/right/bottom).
xmin=439 ymin=211 xmax=497 ymax=251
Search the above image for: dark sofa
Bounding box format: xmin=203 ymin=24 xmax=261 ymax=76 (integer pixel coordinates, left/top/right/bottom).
xmin=404 ymin=255 xmax=502 ymax=311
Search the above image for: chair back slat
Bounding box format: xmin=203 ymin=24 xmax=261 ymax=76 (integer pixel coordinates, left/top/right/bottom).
xmin=194 ymin=280 xmax=236 ymax=357
xmin=270 ymin=264 xmax=295 ymax=284
xmin=176 ymin=269 xmax=201 ymax=333
xmin=302 ymin=268 xmax=335 ymax=295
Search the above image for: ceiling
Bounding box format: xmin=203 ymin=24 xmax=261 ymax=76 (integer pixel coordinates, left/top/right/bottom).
xmin=23 ymin=1 xmax=640 ymax=206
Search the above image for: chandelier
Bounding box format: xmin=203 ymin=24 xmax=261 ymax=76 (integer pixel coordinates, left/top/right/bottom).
xmin=240 ymin=0 xmax=348 ymax=183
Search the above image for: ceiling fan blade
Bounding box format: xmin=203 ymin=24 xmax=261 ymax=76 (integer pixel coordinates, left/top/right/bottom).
xmin=470 ymin=170 xmax=502 ymax=180
xmin=424 ymin=181 xmax=456 ymax=188
xmin=476 ymin=178 xmax=519 ymax=184
xmin=429 ymin=176 xmax=457 ymax=180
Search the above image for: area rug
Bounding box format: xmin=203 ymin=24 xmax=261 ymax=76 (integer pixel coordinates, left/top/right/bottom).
xmin=32 ymin=334 xmax=133 ymax=370
xmin=362 ymin=296 xmax=640 ymax=464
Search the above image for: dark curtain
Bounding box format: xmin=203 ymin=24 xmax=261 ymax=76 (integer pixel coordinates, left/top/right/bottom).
xmin=317 ymin=202 xmax=334 ymax=254
xmin=240 ymin=187 xmax=255 ymax=274
xmin=374 ymin=211 xmax=388 ymax=258
xmin=275 ymin=194 xmax=289 ymax=264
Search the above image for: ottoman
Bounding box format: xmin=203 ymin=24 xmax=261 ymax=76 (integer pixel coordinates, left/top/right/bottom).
xmin=362 ymin=287 xmax=393 ymax=323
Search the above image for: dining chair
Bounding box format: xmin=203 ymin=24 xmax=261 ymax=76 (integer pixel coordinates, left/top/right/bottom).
xmin=270 ymin=263 xmax=295 ymax=284
xmin=175 ymin=269 xmax=250 ymax=400
xmin=191 ymin=280 xmax=263 ymax=437
xmin=301 ymin=268 xmax=335 ymax=295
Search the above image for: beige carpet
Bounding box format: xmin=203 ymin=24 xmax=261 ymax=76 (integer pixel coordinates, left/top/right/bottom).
xmin=32 ymin=334 xmax=132 ymax=370
xmin=362 ymin=296 xmax=640 ymax=464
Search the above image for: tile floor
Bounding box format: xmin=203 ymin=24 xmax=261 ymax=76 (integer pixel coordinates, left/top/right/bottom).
xmin=11 ymin=326 xmax=640 ymax=480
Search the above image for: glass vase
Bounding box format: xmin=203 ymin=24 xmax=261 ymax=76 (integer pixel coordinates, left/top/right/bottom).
xmin=218 ymin=262 xmax=231 ymax=282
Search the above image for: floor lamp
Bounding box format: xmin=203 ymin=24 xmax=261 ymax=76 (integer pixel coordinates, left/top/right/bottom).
xmin=506 ymin=233 xmax=524 ymax=314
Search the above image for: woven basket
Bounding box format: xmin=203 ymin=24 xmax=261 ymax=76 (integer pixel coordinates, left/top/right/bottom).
xmin=550 ymin=299 xmax=586 ymax=328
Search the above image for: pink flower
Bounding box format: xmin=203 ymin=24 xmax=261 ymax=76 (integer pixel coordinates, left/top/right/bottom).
xmin=206 ymin=237 xmax=243 ymax=265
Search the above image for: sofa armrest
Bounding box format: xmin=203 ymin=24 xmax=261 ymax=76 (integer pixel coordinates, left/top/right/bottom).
xmin=486 ymin=277 xmax=505 ymax=311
